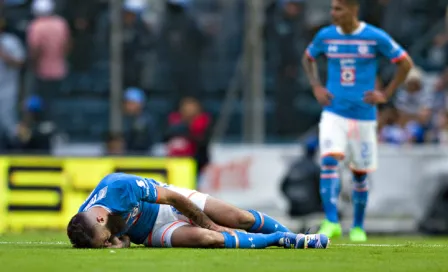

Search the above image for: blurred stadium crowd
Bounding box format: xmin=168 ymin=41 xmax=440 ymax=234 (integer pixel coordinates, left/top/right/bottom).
xmin=1 ymin=0 xmax=448 ymax=155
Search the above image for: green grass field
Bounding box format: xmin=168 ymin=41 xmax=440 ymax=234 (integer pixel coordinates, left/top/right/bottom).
xmin=0 ymin=232 xmax=447 ymax=272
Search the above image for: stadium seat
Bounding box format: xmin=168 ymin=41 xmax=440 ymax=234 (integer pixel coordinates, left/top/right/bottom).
xmin=53 ymin=98 xmax=109 ymax=142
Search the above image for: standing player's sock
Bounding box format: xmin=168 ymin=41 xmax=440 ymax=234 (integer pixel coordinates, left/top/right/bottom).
xmin=221 ymin=231 xmax=283 ymax=249
xmin=352 ymin=172 xmax=368 ymax=228
xmin=320 ymin=156 xmax=341 ymax=223
xmin=247 ymin=210 xmax=290 ymax=233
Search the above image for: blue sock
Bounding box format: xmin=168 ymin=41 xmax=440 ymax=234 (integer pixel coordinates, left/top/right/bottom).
xmin=247 ymin=210 xmax=290 ymax=233
xmin=352 ymin=173 xmax=368 ymax=229
xmin=222 ymin=231 xmax=283 ymax=249
xmin=320 ymin=156 xmax=340 ymax=223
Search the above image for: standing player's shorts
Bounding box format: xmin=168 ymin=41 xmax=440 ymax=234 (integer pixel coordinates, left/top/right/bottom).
xmin=144 ymin=186 xmax=209 ymax=248
xmin=319 ymin=111 xmax=377 ymax=172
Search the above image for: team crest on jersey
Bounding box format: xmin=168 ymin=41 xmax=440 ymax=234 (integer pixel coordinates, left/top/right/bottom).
xmin=358 ymin=45 xmax=369 ymax=55
xmin=341 ymin=67 xmax=355 ymax=86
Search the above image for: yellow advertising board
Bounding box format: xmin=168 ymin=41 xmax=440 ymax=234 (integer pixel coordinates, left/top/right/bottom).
xmin=0 ymin=156 xmax=196 ymax=234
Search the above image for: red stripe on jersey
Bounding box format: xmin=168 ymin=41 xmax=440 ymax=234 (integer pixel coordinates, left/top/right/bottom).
xmin=324 ymin=39 xmax=377 ymax=45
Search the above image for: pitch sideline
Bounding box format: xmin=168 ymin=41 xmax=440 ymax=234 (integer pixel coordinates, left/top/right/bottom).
xmin=0 ymin=241 xmax=446 ymax=248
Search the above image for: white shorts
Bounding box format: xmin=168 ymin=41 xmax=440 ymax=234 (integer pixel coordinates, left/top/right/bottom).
xmin=143 ymin=186 xmax=209 ymax=248
xmin=319 ymin=111 xmax=378 ymax=172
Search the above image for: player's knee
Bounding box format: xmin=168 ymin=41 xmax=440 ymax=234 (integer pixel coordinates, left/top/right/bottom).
xmin=236 ymin=210 xmax=255 ymax=229
xmin=198 ymin=232 xmax=224 ymax=247
xmin=321 ymin=156 xmax=339 ymax=167
xmin=352 ymin=170 xmax=367 ymax=182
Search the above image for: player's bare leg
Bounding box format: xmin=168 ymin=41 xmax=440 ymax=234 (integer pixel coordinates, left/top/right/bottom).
xmin=170 ymin=225 xmax=329 ymax=249
xmin=204 ymin=197 xmax=291 ymax=233
xmin=170 ymin=225 xmax=225 ymax=248
xmin=203 ymin=197 xmax=254 ymax=229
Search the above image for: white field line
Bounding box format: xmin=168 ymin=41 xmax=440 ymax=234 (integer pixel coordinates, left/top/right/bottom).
xmin=0 ymin=241 xmax=447 ymax=248
xmin=0 ymin=241 xmax=69 ymax=245
xmin=334 ymin=243 xmax=447 ymax=248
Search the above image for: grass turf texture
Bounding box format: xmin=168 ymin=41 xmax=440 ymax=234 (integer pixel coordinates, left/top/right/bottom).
xmin=1 ymin=232 xmax=447 ymax=272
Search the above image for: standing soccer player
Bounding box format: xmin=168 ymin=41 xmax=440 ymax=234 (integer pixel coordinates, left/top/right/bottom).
xmin=302 ymin=0 xmax=413 ymax=241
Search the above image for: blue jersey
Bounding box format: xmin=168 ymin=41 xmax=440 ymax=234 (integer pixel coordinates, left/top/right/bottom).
xmin=79 ymin=173 xmax=164 ymax=245
xmin=306 ymin=22 xmax=407 ymax=120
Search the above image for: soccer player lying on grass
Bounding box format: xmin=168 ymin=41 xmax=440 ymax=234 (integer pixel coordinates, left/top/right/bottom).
xmin=67 ymin=173 xmax=329 ymax=249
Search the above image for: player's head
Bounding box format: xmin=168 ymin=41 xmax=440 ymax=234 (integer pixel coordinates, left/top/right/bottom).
xmin=67 ymin=211 xmax=126 ymax=248
xmin=331 ymin=0 xmax=359 ymax=26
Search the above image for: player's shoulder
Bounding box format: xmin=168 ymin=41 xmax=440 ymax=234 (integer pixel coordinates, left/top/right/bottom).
xmin=315 ymin=25 xmax=338 ymax=37
xmin=361 ymin=23 xmax=391 ymax=39
xmin=100 ymin=173 xmax=137 ymax=187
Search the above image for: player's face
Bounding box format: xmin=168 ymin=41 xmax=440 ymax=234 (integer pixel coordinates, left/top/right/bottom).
xmin=331 ymin=0 xmax=355 ymax=26
xmin=105 ymin=214 xmax=127 ymax=236
xmin=90 ymin=214 xmax=126 ymax=248
xmin=91 ymin=225 xmax=113 ymax=248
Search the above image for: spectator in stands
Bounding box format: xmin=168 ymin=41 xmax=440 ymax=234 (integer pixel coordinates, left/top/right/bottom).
xmin=165 ymin=97 xmax=212 ymax=176
xmin=105 ymin=132 xmax=125 ymax=156
xmin=265 ymin=0 xmax=307 ymax=136
xmin=122 ymin=0 xmax=154 ymax=88
xmin=378 ymin=105 xmax=408 ymax=145
xmin=434 ymin=33 xmax=448 ymax=92
xmin=94 ymin=0 xmax=154 ymax=87
xmin=433 ymin=110 xmax=448 ymax=144
xmin=156 ymin=0 xmax=208 ymax=98
xmin=380 ymin=0 xmax=429 ymax=49
xmin=425 ymin=32 xmax=448 ymax=71
xmin=6 ymin=95 xmax=54 ymax=154
xmin=64 ymin=0 xmax=100 ymax=72
xmin=123 ymin=87 xmax=154 ymax=154
xmin=27 ymin=0 xmax=70 ymax=121
xmin=405 ymin=108 xmax=431 ymax=144
xmin=0 ymin=15 xmax=25 ymax=150
xmin=394 ymin=67 xmax=433 ymax=127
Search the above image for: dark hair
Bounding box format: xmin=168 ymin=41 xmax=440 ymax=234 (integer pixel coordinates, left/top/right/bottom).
xmin=67 ymin=213 xmax=95 ymax=248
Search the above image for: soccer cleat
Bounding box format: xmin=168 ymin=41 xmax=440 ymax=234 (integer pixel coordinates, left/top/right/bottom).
xmin=318 ymin=219 xmax=342 ymax=238
xmin=349 ymin=227 xmax=367 ymax=242
xmin=281 ymin=233 xmax=330 ymax=249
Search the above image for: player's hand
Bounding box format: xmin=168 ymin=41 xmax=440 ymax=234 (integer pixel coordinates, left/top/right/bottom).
xmin=312 ymin=85 xmax=333 ymax=106
xmin=363 ymin=90 xmax=387 ymax=105
xmin=211 ymin=225 xmax=235 ymax=235
xmin=108 ymin=235 xmax=130 ymax=248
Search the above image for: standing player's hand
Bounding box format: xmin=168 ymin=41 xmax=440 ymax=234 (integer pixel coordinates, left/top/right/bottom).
xmin=312 ymin=85 xmax=333 ymax=106
xmin=363 ymin=90 xmax=387 ymax=104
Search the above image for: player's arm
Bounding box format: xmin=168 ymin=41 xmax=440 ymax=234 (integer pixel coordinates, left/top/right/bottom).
xmin=367 ymin=31 xmax=413 ymax=103
xmin=383 ymin=56 xmax=413 ymax=99
xmin=302 ymin=30 xmax=333 ymax=105
xmin=155 ymin=186 xmax=231 ymax=233
xmin=302 ymin=52 xmax=322 ymax=88
xmin=127 ymin=178 xmax=232 ymax=233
